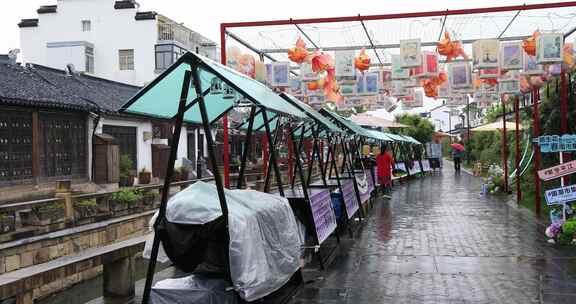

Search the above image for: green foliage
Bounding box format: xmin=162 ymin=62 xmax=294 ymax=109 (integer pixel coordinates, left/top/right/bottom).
xmin=558 ymin=219 xmax=576 ymax=245
xmin=140 ymin=190 xmax=159 ymax=200
xmin=119 ymin=154 xmax=133 ymax=178
xmin=392 ymin=113 xmax=435 ymax=143
xmin=111 ymin=189 xmax=141 ymax=204
xmin=75 ymin=199 xmax=97 ymax=207
xmin=33 ymin=202 xmax=65 ymax=213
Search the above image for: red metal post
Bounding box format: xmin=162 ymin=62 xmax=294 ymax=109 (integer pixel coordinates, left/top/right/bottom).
xmin=560 ymin=68 xmax=570 ymax=185
xmin=515 ymin=96 xmax=521 ymax=202
xmin=533 ymin=89 xmax=541 ymax=217
xmin=220 ymin=24 xmax=230 ymax=188
xmin=502 ymin=99 xmax=509 ymax=193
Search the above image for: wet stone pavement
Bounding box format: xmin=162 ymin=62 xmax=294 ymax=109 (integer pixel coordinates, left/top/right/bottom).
xmin=290 ymin=166 xmax=576 ymax=304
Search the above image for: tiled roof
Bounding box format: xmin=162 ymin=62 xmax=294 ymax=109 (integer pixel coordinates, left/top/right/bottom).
xmin=18 ymin=19 xmax=38 ymax=28
xmin=135 ymin=11 xmax=157 ymax=21
xmin=0 ymin=63 xmax=140 ymax=113
xmin=37 ymin=5 xmax=57 ymax=14
xmin=114 ymin=1 xmax=136 ymax=9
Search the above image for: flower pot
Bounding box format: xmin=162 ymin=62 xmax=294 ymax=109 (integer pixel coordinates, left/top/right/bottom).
xmin=119 ymin=175 xmax=135 ymax=187
xmin=138 ymin=172 xmax=152 ymax=185
xmin=0 ymin=215 xmax=16 ymax=234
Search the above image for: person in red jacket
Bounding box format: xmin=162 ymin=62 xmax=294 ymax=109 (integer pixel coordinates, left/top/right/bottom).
xmin=376 ymin=145 xmax=394 ymax=194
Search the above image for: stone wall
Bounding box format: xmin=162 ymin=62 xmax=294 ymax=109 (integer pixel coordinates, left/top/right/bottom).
xmin=0 ymin=212 xmax=153 ymax=275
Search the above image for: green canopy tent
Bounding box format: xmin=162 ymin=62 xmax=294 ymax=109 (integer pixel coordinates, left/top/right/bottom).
xmin=120 ymin=51 xmax=309 ymax=303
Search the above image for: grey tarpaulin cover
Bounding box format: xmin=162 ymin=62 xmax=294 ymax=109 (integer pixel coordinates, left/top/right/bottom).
xmin=151 ymin=275 xmax=239 ymax=304
xmin=146 ymin=181 xmax=302 ymax=301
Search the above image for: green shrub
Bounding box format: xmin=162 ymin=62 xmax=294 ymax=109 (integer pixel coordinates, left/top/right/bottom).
xmin=111 ymin=189 xmax=141 ymax=204
xmin=119 ymin=154 xmax=133 ymax=178
xmin=75 ymin=199 xmax=98 ymax=207
xmin=33 ymin=202 xmax=65 ymax=213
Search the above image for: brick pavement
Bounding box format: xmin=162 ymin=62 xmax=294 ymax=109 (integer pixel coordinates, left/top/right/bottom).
xmin=291 ymin=167 xmax=576 ymax=304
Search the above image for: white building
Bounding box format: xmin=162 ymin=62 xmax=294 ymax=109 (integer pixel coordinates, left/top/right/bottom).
xmin=19 ymin=0 xmax=219 ymax=86
xmin=18 ymin=0 xmax=218 ymax=181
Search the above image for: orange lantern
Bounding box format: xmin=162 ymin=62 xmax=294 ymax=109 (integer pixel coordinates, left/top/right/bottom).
xmin=288 ymin=37 xmax=309 ymax=64
xmin=437 ymin=32 xmax=467 ymax=62
xmin=522 ymin=31 xmax=539 ymax=56
xmin=564 ymin=43 xmax=574 ymax=68
xmin=307 ymin=81 xmax=319 ymax=91
xmin=311 ymin=52 xmax=334 ymax=73
xmin=354 ymin=48 xmax=371 ymax=72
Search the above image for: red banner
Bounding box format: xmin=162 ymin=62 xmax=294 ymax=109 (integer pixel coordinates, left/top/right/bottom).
xmin=538 ymin=160 xmax=576 ymax=181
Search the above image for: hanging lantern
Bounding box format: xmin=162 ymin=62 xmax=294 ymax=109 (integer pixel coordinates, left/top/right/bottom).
xmin=288 ymin=37 xmax=309 ymax=64
xmin=307 ymin=81 xmax=320 ymax=91
xmin=438 ymin=32 xmax=468 ymax=62
xmin=210 ymin=77 xmax=223 ymax=95
xmin=354 ymin=48 xmax=371 ymax=72
xmin=222 ymin=83 xmax=236 ymax=99
xmin=564 ymin=43 xmax=574 ymax=68
xmin=522 ymin=31 xmax=539 ymax=56
xmin=311 ymin=52 xmax=334 ymax=73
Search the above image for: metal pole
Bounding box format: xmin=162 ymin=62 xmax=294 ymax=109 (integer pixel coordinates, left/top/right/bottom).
xmin=262 ymin=111 xmax=284 ymax=196
xmin=220 ymin=25 xmax=231 ymax=189
xmin=237 ymin=107 xmax=256 ymax=189
xmin=502 ymin=99 xmax=509 ymax=193
xmin=515 ymin=96 xmax=521 ymax=202
xmin=533 ymin=89 xmax=541 ymax=216
xmin=141 ymin=71 xmax=192 ymax=304
xmin=560 ymin=68 xmax=570 ymax=185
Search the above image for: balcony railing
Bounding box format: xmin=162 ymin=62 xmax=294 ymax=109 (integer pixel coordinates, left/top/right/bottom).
xmin=157 ymin=22 xmax=197 ymax=49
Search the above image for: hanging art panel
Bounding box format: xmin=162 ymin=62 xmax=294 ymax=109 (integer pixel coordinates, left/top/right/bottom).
xmin=498 ymin=78 xmax=521 ymax=95
xmin=499 ymin=42 xmax=523 ymax=70
xmin=391 ymin=81 xmax=410 ymax=97
xmin=536 ymin=33 xmax=564 ymax=64
xmin=448 ymin=62 xmax=472 ymax=90
xmin=473 ymin=39 xmax=499 ymax=69
xmin=340 ymin=83 xmax=356 ymax=96
xmin=271 ymin=62 xmax=290 ymax=87
xmin=412 ymin=51 xmax=439 ymax=78
xmin=400 ymin=39 xmax=422 ymax=68
xmin=445 ymin=95 xmax=468 ymax=107
xmin=289 ymin=78 xmax=303 ymax=96
xmin=300 ymin=63 xmax=319 ymax=82
xmin=364 ymin=72 xmax=380 ymax=96
xmin=479 ymin=68 xmax=499 ymax=79
xmin=335 ymin=50 xmax=356 ymax=78
xmin=522 ymin=53 xmax=545 ymax=75
xmin=391 ymin=55 xmax=410 ymax=80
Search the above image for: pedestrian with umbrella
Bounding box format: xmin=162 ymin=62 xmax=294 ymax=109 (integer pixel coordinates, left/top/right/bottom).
xmin=450 ymin=142 xmax=465 ymax=174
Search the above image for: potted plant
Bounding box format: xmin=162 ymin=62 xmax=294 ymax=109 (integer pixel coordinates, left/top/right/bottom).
xmin=138 ymin=168 xmax=152 ymax=185
xmin=0 ymin=212 xmax=16 ymax=234
xmin=21 ymin=202 xmax=65 ymax=226
xmin=119 ymin=154 xmax=135 ymax=187
xmin=180 ymin=167 xmax=190 ymax=181
xmin=110 ymin=189 xmax=141 ymax=212
xmin=172 ymin=166 xmax=182 ymax=182
xmin=74 ymin=199 xmax=99 ymax=220
xmin=140 ymin=190 xmax=160 ymax=208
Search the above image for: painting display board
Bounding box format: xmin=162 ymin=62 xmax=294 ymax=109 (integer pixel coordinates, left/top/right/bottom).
xmin=309 ymin=188 xmax=338 ymax=244
xmin=341 ymin=179 xmax=360 ymax=219
xmin=355 ymin=170 xmax=372 ymax=204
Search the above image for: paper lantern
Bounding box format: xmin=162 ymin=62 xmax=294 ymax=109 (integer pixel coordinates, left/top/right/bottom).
xmin=437 ymin=32 xmax=467 ymax=62
xmin=564 ymin=43 xmax=574 ymax=68
xmin=354 ymin=48 xmax=371 ymax=72
xmin=288 ymin=37 xmax=308 ymax=64
xmin=307 ymin=81 xmax=320 ymax=91
xmin=522 ymin=31 xmax=539 ymax=56
xmin=311 ymin=52 xmax=334 ymax=73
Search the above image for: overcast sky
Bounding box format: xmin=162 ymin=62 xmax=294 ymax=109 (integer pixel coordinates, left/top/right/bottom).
xmin=0 ymin=0 xmax=552 ymax=53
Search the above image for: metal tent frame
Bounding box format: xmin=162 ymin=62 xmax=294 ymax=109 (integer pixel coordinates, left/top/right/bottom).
xmin=219 ymin=1 xmax=576 ymax=216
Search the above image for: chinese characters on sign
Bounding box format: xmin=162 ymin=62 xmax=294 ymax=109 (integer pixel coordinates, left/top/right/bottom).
xmin=341 ymin=179 xmax=359 ymax=219
xmin=545 ymin=184 xmax=576 ymax=206
xmin=308 ymin=188 xmax=337 ymax=244
xmin=533 ymin=135 xmax=576 ymax=153
xmin=538 ymin=160 xmax=576 ymax=181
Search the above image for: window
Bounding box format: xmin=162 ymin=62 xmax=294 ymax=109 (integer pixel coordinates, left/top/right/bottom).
xmin=155 ymin=44 xmax=185 ymax=71
xmin=85 ymin=46 xmax=94 ymax=74
xmin=119 ymin=49 xmax=134 ymax=71
xmin=81 ymin=20 xmax=91 ymax=32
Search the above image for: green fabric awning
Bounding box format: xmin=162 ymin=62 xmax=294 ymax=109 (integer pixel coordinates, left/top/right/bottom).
xmin=120 ymin=52 xmax=307 ymax=123
xmin=365 ymin=130 xmax=394 ymax=142
xmin=319 ymin=109 xmax=372 ymax=138
xmin=381 ymin=133 xmax=410 ymax=143
xmin=280 ymin=93 xmax=343 ymax=134
xmin=400 ymin=135 xmax=421 ymax=145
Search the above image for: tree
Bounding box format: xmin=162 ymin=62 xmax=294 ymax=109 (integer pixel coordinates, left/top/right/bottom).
xmin=392 ymin=113 xmax=435 ymax=143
